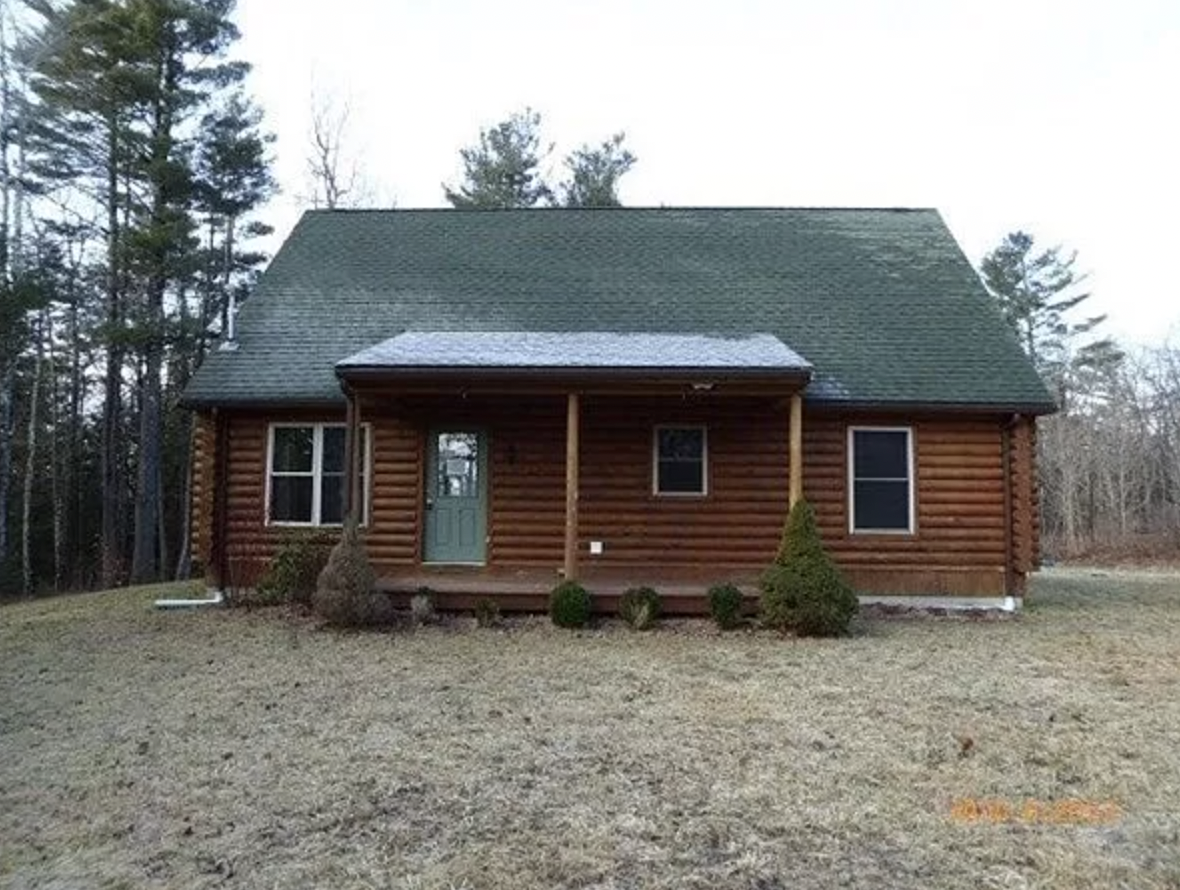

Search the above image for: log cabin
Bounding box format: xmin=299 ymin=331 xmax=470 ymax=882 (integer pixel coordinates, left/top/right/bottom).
xmin=180 ymin=207 xmax=1055 ymax=613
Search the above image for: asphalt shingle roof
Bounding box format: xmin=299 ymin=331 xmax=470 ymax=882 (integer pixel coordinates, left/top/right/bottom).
xmin=338 ymin=332 xmax=811 ymax=372
xmin=182 ymin=207 xmax=1055 ymax=412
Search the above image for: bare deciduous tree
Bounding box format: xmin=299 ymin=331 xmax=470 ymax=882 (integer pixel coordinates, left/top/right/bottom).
xmin=304 ymin=89 xmax=375 ymax=209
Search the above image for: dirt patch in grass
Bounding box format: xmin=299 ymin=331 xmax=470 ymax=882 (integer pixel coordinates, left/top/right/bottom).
xmin=2 ymin=571 xmax=1179 ymax=889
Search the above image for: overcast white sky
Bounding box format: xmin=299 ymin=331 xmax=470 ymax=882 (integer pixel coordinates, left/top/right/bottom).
xmin=234 ymin=0 xmax=1179 ymax=346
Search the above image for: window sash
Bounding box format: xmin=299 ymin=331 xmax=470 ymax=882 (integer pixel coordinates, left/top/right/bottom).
xmin=848 ymin=427 xmax=913 ymax=533
xmin=653 ymin=425 xmax=708 ymax=496
xmin=268 ymin=424 xmax=370 ymax=526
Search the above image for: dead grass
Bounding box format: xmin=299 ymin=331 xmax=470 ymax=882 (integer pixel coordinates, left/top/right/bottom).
xmin=2 ymin=571 xmax=1179 ymax=889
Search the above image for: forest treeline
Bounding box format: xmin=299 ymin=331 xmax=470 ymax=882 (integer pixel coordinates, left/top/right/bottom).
xmin=0 ymin=1 xmax=1176 ymax=597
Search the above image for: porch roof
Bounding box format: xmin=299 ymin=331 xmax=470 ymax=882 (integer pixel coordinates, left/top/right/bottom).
xmin=337 ymin=331 xmax=813 ymax=375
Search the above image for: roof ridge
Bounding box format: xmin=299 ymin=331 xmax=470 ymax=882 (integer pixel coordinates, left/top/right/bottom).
xmin=301 ymin=205 xmax=940 ymax=215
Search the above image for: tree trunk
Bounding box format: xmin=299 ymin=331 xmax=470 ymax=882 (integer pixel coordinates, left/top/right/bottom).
xmin=0 ymin=365 xmax=12 ymax=575
xmin=22 ymin=313 xmax=43 ymax=596
xmin=100 ymin=123 xmax=124 ymax=589
xmin=67 ymin=289 xmax=83 ymax=588
xmin=130 ymin=334 xmax=162 ymax=584
xmin=48 ymin=315 xmax=62 ymax=591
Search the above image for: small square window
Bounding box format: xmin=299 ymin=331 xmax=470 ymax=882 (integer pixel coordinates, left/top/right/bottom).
xmin=654 ymin=426 xmax=707 ymax=496
xmin=849 ymin=427 xmax=913 ymax=533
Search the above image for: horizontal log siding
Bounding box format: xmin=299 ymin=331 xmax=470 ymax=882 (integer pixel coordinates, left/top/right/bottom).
xmin=191 ymin=411 xmax=215 ymax=579
xmin=201 ymin=400 xmax=1027 ymax=598
xmin=579 ymin=396 xmax=788 ymax=569
xmin=361 ymin=398 xmax=422 ymax=570
xmin=1009 ymin=415 xmax=1040 ymax=586
xmin=806 ymin=411 xmax=1009 ymax=595
xmin=364 ymin=395 xmax=568 ymax=570
xmin=489 ymin=399 xmax=566 ymax=567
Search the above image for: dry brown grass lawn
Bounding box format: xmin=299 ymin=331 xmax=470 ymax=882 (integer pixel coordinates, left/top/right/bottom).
xmin=2 ymin=570 xmax=1179 ymax=890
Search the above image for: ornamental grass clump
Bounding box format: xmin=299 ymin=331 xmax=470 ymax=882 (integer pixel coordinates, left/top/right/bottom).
xmin=618 ymin=586 xmax=661 ymax=630
xmin=761 ymin=499 xmax=858 ymax=637
xmin=549 ymin=580 xmax=592 ymax=628
xmin=474 ymin=597 xmax=501 ymax=627
xmin=707 ymin=583 xmax=745 ymax=629
xmin=312 ymin=521 xmax=383 ymax=628
xmin=410 ymin=589 xmax=436 ymax=626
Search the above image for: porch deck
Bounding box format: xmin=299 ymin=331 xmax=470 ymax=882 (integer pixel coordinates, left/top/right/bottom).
xmin=375 ymin=566 xmax=762 ymax=615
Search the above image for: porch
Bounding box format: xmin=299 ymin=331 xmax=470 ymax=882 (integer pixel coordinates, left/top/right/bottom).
xmin=335 ymin=331 xmax=812 ymax=593
xmin=374 ymin=565 xmax=762 ymax=615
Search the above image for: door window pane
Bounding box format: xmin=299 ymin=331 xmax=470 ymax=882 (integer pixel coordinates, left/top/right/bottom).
xmin=436 ymin=432 xmax=479 ymax=498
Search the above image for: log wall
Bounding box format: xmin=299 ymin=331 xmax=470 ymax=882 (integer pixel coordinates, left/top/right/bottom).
xmin=194 ymin=398 xmax=1039 ymax=598
xmin=805 ymin=411 xmax=1011 ymax=595
xmin=578 ymin=396 xmax=789 ymax=567
xmin=1009 ymin=415 xmax=1040 ymax=591
xmin=190 ymin=411 xmax=216 ymax=576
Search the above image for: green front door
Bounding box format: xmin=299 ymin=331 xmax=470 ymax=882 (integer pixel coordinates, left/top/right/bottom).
xmin=424 ymin=430 xmax=487 ymax=564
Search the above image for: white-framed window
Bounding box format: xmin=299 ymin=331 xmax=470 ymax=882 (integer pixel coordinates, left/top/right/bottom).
xmin=266 ymin=423 xmax=370 ymax=526
xmin=653 ymin=425 xmax=708 ymax=496
xmin=848 ymin=426 xmax=914 ymax=534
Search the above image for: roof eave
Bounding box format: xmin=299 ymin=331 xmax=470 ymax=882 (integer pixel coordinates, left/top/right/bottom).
xmin=804 ymin=396 xmax=1058 ymax=417
xmin=335 ymin=366 xmax=814 ymax=394
xmin=177 ymin=394 xmax=347 ymax=411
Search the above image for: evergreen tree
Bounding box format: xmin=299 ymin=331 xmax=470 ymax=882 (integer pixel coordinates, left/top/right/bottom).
xmin=16 ymin=0 xmax=272 ymax=589
xmin=191 ymin=90 xmax=276 ymax=363
xmin=559 ymin=132 xmax=635 ymax=208
xmin=443 ymin=108 xmax=553 ymax=209
xmin=980 ymin=231 xmax=1122 ymax=405
xmin=760 ymin=499 xmax=858 ymax=637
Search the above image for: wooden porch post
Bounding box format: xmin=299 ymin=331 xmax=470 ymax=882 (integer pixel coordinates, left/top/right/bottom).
xmin=789 ymin=393 xmax=804 ymax=509
xmin=344 ymin=388 xmax=361 ymax=525
xmin=564 ymin=392 xmax=580 ymax=579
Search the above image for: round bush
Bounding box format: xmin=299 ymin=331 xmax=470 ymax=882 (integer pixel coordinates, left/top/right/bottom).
xmin=707 ymin=583 xmax=744 ymax=629
xmin=549 ymin=580 xmax=592 ymax=628
xmin=618 ymin=586 xmax=661 ymax=630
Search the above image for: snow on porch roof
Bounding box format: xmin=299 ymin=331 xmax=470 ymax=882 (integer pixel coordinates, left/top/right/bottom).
xmin=336 ymin=331 xmax=813 ymax=373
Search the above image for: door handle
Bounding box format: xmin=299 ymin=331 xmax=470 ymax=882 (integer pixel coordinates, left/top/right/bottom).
xmin=426 ymin=497 xmax=435 ymax=510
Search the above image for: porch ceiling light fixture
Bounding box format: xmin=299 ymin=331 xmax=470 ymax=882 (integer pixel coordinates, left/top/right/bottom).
xmin=691 ymin=381 xmax=715 ymax=391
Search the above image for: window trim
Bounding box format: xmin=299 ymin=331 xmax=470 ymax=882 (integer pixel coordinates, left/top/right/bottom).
xmin=652 ymin=424 xmax=709 ymax=497
xmin=265 ymin=422 xmax=371 ymax=527
xmin=847 ymin=425 xmax=915 ymax=535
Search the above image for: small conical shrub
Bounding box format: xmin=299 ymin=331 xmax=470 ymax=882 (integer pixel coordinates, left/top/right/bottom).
xmin=760 ymin=499 xmax=858 ymax=637
xmin=313 ymin=520 xmax=382 ymax=628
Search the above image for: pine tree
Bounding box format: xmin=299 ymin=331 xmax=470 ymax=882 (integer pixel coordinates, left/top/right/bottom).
xmin=980 ymin=231 xmax=1123 ymax=406
xmin=760 ymin=500 xmax=858 ymax=636
xmin=443 ymin=108 xmax=553 ymax=209
xmin=559 ymin=132 xmax=636 ymax=208
xmin=19 ymin=0 xmax=272 ymax=589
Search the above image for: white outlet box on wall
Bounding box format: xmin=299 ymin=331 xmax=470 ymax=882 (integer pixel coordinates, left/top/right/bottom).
xmin=589 ymin=541 xmax=604 ymax=555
